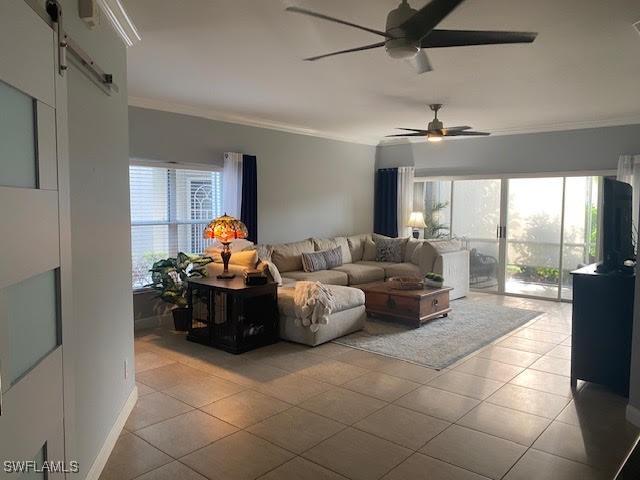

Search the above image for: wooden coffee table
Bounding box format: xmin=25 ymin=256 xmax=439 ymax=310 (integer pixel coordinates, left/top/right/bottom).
xmin=360 ymin=282 xmax=453 ymax=327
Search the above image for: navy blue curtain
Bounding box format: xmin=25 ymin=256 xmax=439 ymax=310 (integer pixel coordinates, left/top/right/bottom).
xmin=241 ymin=155 xmax=258 ymax=243
xmin=374 ymin=168 xmax=398 ymax=237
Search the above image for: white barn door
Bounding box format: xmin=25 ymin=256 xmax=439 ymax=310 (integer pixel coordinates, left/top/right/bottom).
xmin=0 ymin=1 xmax=69 ymax=478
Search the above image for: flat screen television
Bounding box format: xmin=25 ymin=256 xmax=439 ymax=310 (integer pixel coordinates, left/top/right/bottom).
xmin=598 ymin=178 xmax=634 ymax=272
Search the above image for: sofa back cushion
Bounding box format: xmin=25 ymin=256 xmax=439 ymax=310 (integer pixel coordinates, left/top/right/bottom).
xmin=271 ymin=238 xmax=315 ymax=273
xmin=348 ymin=234 xmax=370 ymax=262
xmin=374 ymin=236 xmax=408 ymax=263
xmin=429 ymin=239 xmax=463 ymax=253
xmin=313 ymin=237 xmax=352 ymax=264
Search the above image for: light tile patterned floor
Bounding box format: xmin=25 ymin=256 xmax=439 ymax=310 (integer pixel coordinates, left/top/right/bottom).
xmin=101 ymin=293 xmax=639 ymax=480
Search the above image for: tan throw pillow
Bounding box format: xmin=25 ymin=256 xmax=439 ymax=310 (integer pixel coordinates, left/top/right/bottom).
xmin=404 ymin=238 xmax=422 ymax=263
xmin=362 ymin=237 xmax=377 ymax=261
xmin=347 ymin=234 xmax=369 ymax=262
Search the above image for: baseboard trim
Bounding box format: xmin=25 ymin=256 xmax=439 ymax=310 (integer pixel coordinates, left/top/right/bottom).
xmin=86 ymin=385 xmax=138 ymax=480
xmin=627 ymin=404 xmax=640 ymax=427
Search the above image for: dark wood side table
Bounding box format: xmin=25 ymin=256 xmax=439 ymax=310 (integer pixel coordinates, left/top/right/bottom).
xmin=186 ymin=276 xmax=279 ymax=354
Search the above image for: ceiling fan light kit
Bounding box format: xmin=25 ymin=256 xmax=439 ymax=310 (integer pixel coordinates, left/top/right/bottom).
xmin=286 ymin=0 xmax=537 ymax=75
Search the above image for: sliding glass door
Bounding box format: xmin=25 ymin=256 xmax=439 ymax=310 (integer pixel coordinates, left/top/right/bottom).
xmin=504 ymin=178 xmax=564 ymax=299
xmin=451 ymin=180 xmax=503 ymax=292
xmin=415 ymin=175 xmax=602 ymax=301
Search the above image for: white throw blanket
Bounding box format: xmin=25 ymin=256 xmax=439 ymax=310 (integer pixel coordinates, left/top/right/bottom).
xmin=293 ymin=281 xmax=336 ymax=332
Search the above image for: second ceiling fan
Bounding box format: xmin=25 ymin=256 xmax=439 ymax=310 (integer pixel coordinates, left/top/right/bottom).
xmin=287 ymin=0 xmax=537 ymax=74
xmin=387 ymin=104 xmax=490 ymax=142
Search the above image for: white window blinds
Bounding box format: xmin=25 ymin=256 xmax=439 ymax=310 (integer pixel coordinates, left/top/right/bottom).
xmin=129 ymin=165 xmax=223 ymax=289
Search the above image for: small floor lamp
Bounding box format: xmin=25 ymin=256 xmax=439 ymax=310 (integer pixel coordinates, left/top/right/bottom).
xmin=203 ymin=213 xmax=249 ymax=279
xmin=407 ymin=211 xmax=427 ymax=239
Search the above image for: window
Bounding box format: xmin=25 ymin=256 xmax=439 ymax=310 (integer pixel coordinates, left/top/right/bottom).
xmin=129 ymin=164 xmax=223 ymax=289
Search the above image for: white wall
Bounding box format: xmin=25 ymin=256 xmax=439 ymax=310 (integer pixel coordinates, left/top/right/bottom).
xmin=61 ymin=1 xmax=135 ymax=477
xmin=377 ymin=124 xmax=640 ymax=176
xmin=129 ymin=107 xmax=376 ymax=245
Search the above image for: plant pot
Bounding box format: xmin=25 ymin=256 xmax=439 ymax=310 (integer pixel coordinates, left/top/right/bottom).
xmin=424 ymin=279 xmax=444 ymax=289
xmin=172 ymin=307 xmax=191 ymax=332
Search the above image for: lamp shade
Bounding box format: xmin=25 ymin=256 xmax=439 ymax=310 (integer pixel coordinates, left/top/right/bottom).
xmin=407 ymin=211 xmax=428 ymax=229
xmin=203 ymin=213 xmax=248 ymax=243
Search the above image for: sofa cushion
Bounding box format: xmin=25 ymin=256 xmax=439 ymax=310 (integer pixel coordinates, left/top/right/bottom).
xmin=313 ymin=237 xmax=352 ymax=264
xmin=346 ymin=234 xmax=370 ymax=262
xmin=356 ymin=261 xmax=420 ymax=278
xmin=383 ymin=262 xmax=422 ymax=278
xmin=284 ymin=269 xmax=349 ymax=286
xmin=278 ymin=284 xmax=365 ymax=317
xmin=333 ymin=263 xmax=385 ymax=285
xmin=271 ymin=238 xmax=315 ymax=273
xmin=374 ymin=236 xmax=408 ymax=263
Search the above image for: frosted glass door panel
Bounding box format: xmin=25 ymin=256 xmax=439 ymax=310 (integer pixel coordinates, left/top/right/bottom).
xmin=6 ymin=270 xmax=59 ymax=384
xmin=0 ymin=80 xmax=36 ymax=188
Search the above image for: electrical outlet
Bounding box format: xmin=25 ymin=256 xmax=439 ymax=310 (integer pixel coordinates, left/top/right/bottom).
xmin=124 ymin=359 xmax=129 ymax=380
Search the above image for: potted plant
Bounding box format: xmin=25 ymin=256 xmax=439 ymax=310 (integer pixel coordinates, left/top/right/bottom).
xmin=424 ymin=272 xmax=444 ymax=288
xmin=148 ymin=252 xmax=213 ymax=331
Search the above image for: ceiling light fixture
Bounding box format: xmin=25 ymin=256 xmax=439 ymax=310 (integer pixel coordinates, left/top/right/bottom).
xmin=427 ymin=134 xmax=443 ymax=142
xmin=96 ymin=0 xmax=141 ymax=47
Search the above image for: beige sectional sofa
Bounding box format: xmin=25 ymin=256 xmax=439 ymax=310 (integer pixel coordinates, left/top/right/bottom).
xmin=270 ymin=234 xmax=469 ymax=300
xmin=205 ymin=234 xmax=469 ymax=346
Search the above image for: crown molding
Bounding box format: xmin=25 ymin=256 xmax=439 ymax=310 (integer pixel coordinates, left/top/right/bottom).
xmin=128 ymin=96 xmax=379 ymax=146
xmin=378 ymin=115 xmax=640 ymax=146
xmin=128 ymin=96 xmax=640 ymax=147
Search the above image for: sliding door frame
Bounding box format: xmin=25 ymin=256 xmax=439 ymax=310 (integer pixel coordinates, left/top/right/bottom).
xmin=416 ymin=169 xmax=615 ymax=303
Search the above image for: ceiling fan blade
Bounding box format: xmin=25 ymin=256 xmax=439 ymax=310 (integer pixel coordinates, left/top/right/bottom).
xmin=399 ymin=0 xmax=466 ymax=41
xmin=423 ymin=29 xmax=537 ymax=48
xmin=286 ymin=6 xmax=393 ymax=38
xmin=386 ymin=133 xmax=427 ymax=137
xmin=444 ymin=130 xmax=491 ymax=136
xmin=303 ymin=42 xmax=385 ymax=61
xmin=406 ymin=50 xmax=433 ymax=74
xmin=442 ymin=126 xmax=472 ymax=132
xmin=398 ymin=128 xmax=430 ymax=133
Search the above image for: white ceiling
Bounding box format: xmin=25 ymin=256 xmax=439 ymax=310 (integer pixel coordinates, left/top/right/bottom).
xmin=124 ymin=0 xmax=640 ymax=145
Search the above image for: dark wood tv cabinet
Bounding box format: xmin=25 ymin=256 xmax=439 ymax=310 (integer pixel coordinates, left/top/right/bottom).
xmin=570 ymin=264 xmax=635 ymax=396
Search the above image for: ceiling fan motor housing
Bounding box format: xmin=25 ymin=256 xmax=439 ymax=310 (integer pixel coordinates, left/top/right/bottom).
xmin=385 ymin=1 xmax=420 ymax=59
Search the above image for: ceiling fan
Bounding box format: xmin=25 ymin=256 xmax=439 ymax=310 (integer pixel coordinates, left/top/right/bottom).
xmin=286 ymin=0 xmax=537 ymax=74
xmin=387 ymin=104 xmax=490 ymax=141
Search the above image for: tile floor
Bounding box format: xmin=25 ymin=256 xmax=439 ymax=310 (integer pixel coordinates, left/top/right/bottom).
xmin=101 ymin=292 xmax=639 ymax=480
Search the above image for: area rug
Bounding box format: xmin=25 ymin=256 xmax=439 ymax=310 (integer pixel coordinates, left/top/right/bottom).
xmin=333 ymin=299 xmax=542 ymax=369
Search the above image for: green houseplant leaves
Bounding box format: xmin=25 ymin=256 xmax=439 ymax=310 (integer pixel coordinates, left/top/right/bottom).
xmin=147 ymin=253 xmax=213 ymax=308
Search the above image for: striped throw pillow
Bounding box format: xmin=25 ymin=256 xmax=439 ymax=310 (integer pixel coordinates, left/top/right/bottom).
xmin=301 ymin=251 xmax=327 ymax=272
